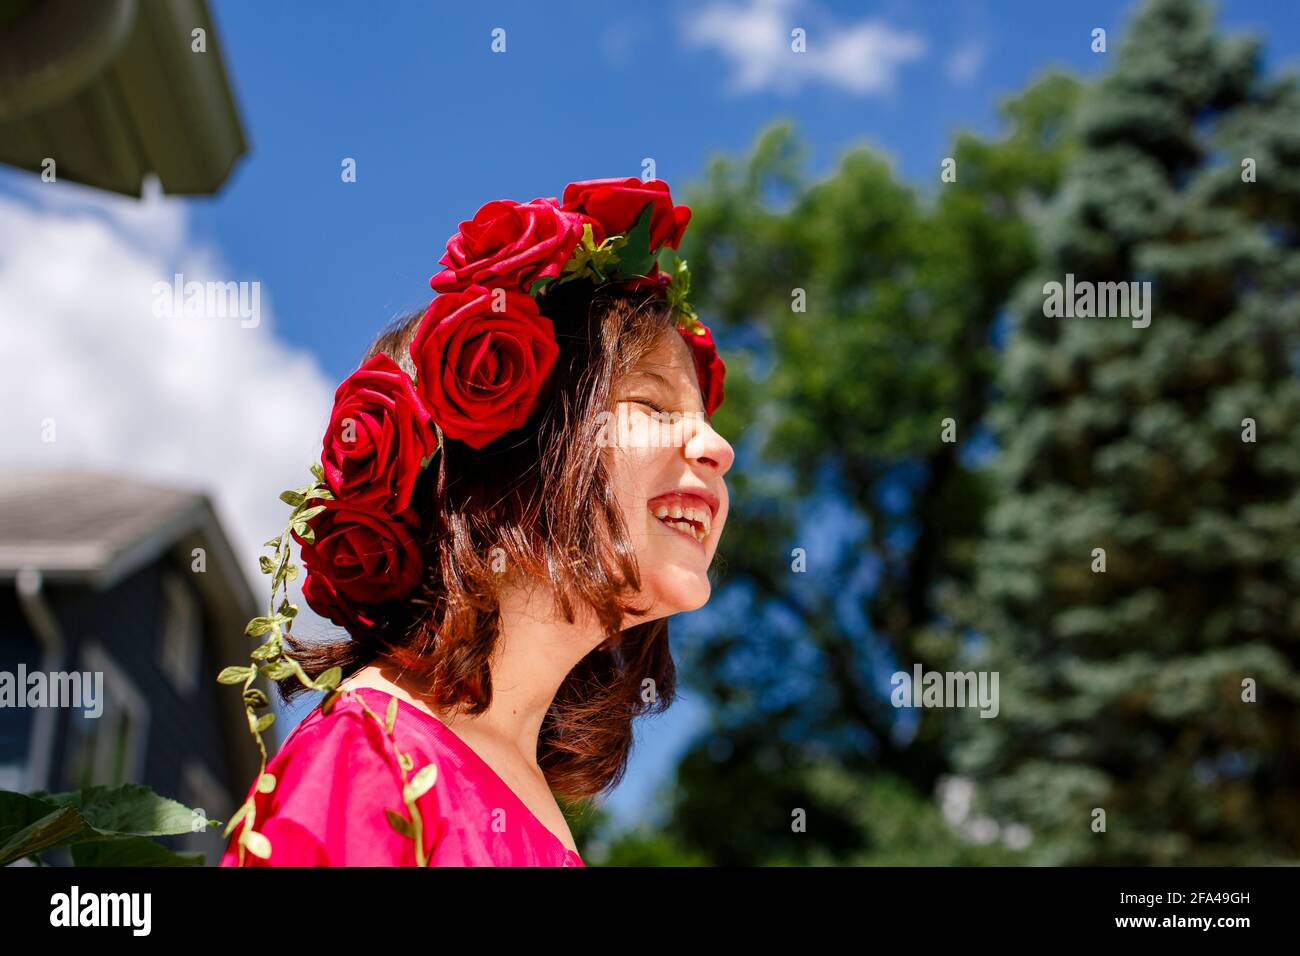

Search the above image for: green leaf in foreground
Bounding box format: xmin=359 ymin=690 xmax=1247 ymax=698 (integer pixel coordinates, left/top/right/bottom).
xmin=71 ymin=836 xmax=204 ymax=867
xmin=0 ymin=785 xmax=211 ymax=867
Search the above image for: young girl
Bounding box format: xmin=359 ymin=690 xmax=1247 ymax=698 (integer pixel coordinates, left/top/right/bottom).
xmin=220 ymin=177 xmax=733 ymax=866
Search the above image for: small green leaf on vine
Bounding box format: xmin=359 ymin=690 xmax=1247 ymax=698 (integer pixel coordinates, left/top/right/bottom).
xmin=241 ymin=829 xmax=272 ymax=860
xmin=386 ymin=809 xmax=414 ymax=838
xmin=260 ymin=661 xmax=295 ymax=680
xmin=314 ymin=666 xmax=342 ymax=693
xmin=244 ymin=617 xmax=278 ymax=638
xmin=243 ymin=688 xmax=270 ymax=708
xmin=223 ymin=802 xmax=251 ymax=839
xmin=405 ymin=764 xmax=439 ymax=801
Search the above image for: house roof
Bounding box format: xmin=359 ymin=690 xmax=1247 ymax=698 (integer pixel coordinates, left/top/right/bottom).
xmin=0 ymin=0 xmax=247 ymax=196
xmin=0 ymin=468 xmax=226 ymax=588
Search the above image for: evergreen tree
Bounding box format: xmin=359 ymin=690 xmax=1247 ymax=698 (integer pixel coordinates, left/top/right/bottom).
xmin=955 ymin=0 xmax=1300 ymax=864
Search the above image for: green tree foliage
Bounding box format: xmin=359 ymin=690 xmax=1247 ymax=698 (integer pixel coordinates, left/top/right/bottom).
xmin=655 ymin=74 xmax=1080 ymax=864
xmin=953 ymin=0 xmax=1300 ymax=864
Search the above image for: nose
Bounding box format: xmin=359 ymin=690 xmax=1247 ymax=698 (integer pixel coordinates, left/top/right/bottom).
xmin=684 ymin=413 xmax=734 ymax=478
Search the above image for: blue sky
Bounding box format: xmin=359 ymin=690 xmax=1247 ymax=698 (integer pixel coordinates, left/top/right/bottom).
xmin=191 ymin=0 xmax=1300 ymax=383
xmin=3 ymin=0 xmax=1298 ymax=837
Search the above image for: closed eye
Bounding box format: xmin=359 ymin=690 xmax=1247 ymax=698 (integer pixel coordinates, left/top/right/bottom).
xmin=625 ymin=397 xmax=666 ymax=414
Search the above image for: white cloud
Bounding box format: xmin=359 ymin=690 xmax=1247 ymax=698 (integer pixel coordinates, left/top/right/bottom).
xmin=0 ymin=177 xmax=335 ymax=597
xmin=681 ymin=0 xmax=926 ymax=96
xmin=946 ymin=36 xmax=988 ymax=86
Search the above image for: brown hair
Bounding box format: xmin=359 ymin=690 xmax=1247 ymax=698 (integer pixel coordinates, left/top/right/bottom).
xmin=276 ymin=280 xmax=695 ymax=801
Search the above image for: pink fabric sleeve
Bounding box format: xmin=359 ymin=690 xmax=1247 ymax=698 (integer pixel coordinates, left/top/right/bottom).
xmin=221 ymin=702 xmax=442 ymax=867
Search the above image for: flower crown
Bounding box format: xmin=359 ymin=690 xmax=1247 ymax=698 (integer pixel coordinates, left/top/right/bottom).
xmin=218 ymin=178 xmax=726 ymax=753
xmin=305 ymin=173 xmax=725 ymax=619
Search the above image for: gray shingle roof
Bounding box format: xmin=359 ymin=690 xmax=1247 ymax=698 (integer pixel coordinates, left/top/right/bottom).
xmin=0 ymin=468 xmax=208 ymax=582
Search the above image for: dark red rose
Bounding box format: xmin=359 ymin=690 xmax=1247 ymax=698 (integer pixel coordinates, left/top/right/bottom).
xmin=294 ymin=499 xmax=424 ymax=614
xmin=678 ymin=321 xmax=726 ymax=417
xmin=320 ymin=354 xmax=437 ymax=513
xmin=299 ymin=569 xmax=383 ymax=637
xmin=560 ymin=178 xmax=691 ymax=252
xmin=430 ymin=197 xmax=599 ymax=294
xmin=410 ymin=285 xmax=560 ymax=449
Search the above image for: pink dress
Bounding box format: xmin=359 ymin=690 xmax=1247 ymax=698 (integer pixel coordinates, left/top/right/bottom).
xmin=219 ymin=687 xmax=585 ymax=867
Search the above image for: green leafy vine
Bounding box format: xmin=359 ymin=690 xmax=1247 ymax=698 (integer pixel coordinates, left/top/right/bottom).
xmin=351 ymin=692 xmax=440 ymax=866
xmin=217 ymin=464 xmax=344 ymax=865
xmin=217 ymin=464 xmax=441 ymax=866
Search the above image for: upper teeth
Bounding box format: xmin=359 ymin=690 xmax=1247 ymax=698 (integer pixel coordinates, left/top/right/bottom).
xmin=651 ymin=501 xmax=712 ymax=542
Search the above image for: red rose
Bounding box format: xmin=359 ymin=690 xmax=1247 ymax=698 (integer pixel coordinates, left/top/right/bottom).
xmin=320 ymin=354 xmax=437 ymax=512
xmin=430 ymin=197 xmax=599 ymax=294
xmin=560 ymin=178 xmax=691 ymax=252
xmin=300 ymin=569 xmax=383 ymax=637
xmin=410 ymin=285 xmax=561 ymax=449
xmin=678 ymin=321 xmax=726 ymax=417
xmin=294 ymin=499 xmax=424 ymax=614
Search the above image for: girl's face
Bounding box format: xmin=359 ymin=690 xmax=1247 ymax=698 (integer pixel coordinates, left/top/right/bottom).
xmin=604 ymin=329 xmax=735 ymax=621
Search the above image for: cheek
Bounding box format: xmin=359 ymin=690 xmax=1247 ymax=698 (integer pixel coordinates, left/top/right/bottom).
xmin=606 ymin=445 xmax=670 ymax=526
xmin=603 ymin=447 xmax=641 ymax=514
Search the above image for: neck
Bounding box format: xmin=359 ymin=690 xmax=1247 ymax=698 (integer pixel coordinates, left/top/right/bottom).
xmin=469 ymin=579 xmax=607 ymax=765
xmin=365 ymin=579 xmax=608 ymax=769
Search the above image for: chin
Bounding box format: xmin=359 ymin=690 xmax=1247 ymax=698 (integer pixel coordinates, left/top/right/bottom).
xmin=648 ymin=569 xmax=712 ymax=615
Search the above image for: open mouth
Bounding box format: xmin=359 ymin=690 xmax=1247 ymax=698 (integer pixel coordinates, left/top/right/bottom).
xmin=650 ymin=504 xmax=710 ymax=545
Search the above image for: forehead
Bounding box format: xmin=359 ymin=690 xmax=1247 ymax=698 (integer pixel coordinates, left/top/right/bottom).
xmin=628 ymin=330 xmax=694 ymax=382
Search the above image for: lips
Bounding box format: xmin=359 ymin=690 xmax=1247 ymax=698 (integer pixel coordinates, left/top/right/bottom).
xmin=646 ymin=490 xmax=716 ymax=546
